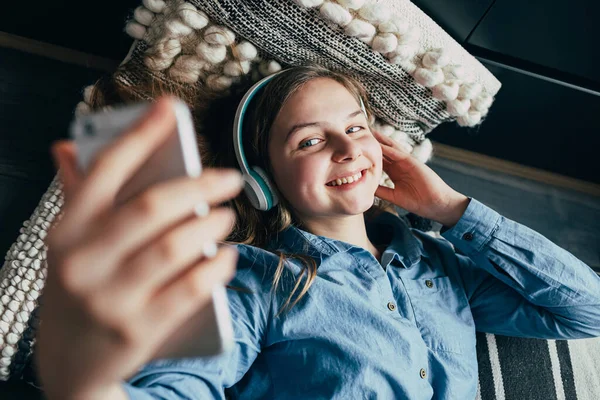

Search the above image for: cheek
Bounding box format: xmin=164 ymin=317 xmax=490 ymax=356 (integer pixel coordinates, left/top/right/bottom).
xmin=273 ymin=158 xmax=332 ymax=210
xmin=366 ymin=136 xmax=383 ymax=169
xmin=284 ymin=157 xmax=329 ymax=195
xmin=364 ymin=137 xmax=383 ymax=187
xmin=269 ymin=151 xmax=321 ymax=198
xmin=295 ymin=158 xmax=323 ymax=181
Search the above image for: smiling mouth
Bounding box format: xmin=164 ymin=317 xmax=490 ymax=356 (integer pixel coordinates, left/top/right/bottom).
xmin=325 ymin=169 xmax=366 ymax=187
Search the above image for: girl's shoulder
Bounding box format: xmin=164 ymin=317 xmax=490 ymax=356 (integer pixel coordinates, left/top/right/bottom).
xmin=229 ymin=243 xmax=282 ymax=288
xmin=234 ymin=242 xmax=281 ymax=267
xmin=230 ymin=242 xmax=303 ymax=291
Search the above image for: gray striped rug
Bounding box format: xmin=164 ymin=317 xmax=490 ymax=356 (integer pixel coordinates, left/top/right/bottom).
xmin=475 ymin=332 xmax=600 ymax=400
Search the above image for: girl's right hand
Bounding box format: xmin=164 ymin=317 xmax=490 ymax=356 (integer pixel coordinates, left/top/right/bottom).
xmin=36 ymin=97 xmax=244 ymax=399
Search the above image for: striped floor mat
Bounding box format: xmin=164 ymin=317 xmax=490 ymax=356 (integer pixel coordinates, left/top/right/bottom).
xmin=475 ymin=332 xmax=600 ymax=400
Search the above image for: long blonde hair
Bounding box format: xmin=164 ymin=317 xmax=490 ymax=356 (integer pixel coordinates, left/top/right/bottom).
xmin=88 ymin=65 xmax=396 ymax=317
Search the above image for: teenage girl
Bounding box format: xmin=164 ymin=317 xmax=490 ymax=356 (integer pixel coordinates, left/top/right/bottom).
xmin=38 ymin=66 xmax=600 ymax=399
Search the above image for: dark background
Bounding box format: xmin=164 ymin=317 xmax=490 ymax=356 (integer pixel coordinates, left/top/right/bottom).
xmin=415 ymin=0 xmax=600 ymax=185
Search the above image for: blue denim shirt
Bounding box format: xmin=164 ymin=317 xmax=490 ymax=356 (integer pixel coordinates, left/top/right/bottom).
xmin=123 ymin=198 xmax=600 ymax=399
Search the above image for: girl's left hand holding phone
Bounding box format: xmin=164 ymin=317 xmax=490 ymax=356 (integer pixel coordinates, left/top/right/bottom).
xmin=373 ymin=130 xmax=470 ymax=229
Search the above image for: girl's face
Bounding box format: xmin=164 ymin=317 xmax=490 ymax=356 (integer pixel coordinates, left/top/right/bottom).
xmin=268 ymin=78 xmax=383 ymax=220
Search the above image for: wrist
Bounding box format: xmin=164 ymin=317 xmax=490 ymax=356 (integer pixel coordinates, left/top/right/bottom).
xmin=434 ymin=193 xmax=470 ymax=229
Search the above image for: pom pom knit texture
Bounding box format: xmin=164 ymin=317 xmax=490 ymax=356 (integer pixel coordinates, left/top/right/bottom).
xmin=114 ymin=0 xmax=501 ymax=148
xmin=0 ymin=178 xmax=60 ymax=381
xmin=1 ymin=0 xmax=501 ymax=381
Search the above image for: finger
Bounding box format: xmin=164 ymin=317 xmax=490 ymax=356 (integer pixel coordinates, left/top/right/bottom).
xmin=375 ymin=185 xmax=396 ymax=203
xmin=66 ymin=96 xmax=178 ymax=227
xmin=372 ymin=129 xmax=395 ymax=146
xmin=111 ymin=207 xmax=236 ymax=297
xmin=380 ymin=141 xmax=411 ymax=162
xmin=144 ymin=246 xmax=238 ymax=333
xmin=373 ymin=130 xmax=413 ymax=153
xmin=83 ymin=169 xmax=243 ymax=272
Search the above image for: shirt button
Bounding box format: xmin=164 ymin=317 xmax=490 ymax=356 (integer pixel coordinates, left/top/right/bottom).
xmin=387 ymin=302 xmax=396 ymax=311
xmin=425 ymin=280 xmax=434 ymax=288
xmin=420 ymin=368 xmax=427 ymax=379
xmin=462 ymin=232 xmax=474 ymax=241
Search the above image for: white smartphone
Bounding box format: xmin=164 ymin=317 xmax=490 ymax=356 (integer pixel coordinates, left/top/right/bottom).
xmin=70 ymin=99 xmax=234 ymax=359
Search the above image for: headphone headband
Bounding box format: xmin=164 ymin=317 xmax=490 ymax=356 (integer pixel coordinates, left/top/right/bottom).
xmin=232 ymin=72 xmax=283 ymax=175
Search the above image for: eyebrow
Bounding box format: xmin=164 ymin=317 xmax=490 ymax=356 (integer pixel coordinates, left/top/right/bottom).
xmin=285 ymin=109 xmax=364 ymax=143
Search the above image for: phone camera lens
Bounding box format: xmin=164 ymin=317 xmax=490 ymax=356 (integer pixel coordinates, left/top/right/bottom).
xmin=83 ymin=120 xmax=95 ymax=137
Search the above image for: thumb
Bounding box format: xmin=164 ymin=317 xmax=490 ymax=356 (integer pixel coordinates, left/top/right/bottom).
xmin=375 ymin=185 xmax=396 ymax=204
xmin=51 ymin=141 xmax=83 ymax=202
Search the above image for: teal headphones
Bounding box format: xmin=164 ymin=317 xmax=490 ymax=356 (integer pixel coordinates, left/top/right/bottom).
xmin=233 ymin=72 xmax=284 ymax=211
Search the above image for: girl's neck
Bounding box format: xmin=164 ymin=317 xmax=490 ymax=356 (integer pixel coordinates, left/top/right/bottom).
xmin=300 ymin=214 xmax=382 ymax=261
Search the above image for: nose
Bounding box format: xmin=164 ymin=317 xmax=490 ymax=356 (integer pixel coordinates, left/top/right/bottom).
xmin=331 ymin=133 xmax=361 ymax=163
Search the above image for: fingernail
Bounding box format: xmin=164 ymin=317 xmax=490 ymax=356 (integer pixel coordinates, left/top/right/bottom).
xmin=194 ymin=202 xmax=210 ymax=218
xmin=203 ymin=241 xmax=218 ymax=259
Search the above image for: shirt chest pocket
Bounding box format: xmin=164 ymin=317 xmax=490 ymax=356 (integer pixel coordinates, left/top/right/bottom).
xmin=402 ymin=276 xmax=475 ymax=354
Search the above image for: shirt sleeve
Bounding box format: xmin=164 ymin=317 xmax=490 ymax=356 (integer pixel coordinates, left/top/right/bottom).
xmin=121 ymin=244 xmax=275 ymax=399
xmin=441 ymin=197 xmax=600 ymax=340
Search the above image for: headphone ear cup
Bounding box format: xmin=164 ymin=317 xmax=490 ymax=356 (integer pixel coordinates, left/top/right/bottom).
xmin=253 ymin=166 xmax=279 ymax=209
xmin=242 ymin=174 xmax=267 ymax=210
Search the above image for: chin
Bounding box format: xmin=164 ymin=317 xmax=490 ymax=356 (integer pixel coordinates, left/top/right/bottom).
xmin=299 ymin=199 xmax=373 ymax=219
xmin=339 ymin=197 xmax=376 ymax=215
xmin=333 ymin=190 xmax=378 ymax=215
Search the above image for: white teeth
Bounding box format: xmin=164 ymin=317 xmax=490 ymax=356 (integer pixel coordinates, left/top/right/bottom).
xmin=327 ymin=171 xmax=363 ymax=186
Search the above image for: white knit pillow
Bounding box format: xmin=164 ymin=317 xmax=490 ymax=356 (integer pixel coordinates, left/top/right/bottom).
xmin=82 ymin=0 xmax=501 ymax=165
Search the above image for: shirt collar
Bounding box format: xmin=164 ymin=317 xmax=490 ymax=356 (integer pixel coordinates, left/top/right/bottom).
xmin=368 ymin=211 xmax=429 ymax=268
xmin=268 ymin=211 xmax=427 ymax=268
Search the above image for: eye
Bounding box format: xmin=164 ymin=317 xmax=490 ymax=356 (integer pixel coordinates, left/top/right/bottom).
xmin=346 ymin=126 xmax=363 ymax=134
xmin=298 ymin=138 xmax=322 ymax=149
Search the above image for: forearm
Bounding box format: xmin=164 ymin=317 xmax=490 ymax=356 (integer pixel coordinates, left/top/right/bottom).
xmin=434 ymin=193 xmax=471 ymax=229
xmin=443 ymin=198 xmax=600 ymax=337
